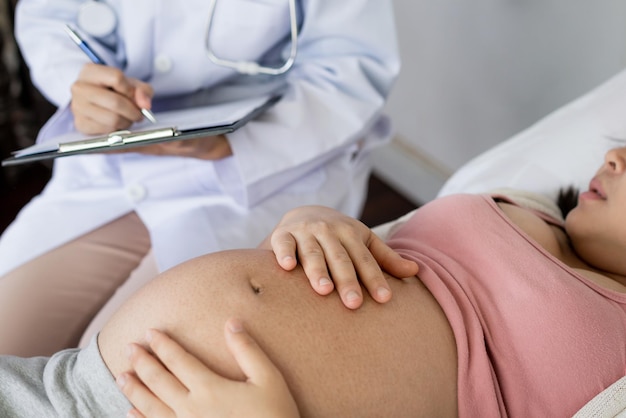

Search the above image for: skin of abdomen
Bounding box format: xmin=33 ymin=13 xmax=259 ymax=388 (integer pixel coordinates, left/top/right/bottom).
xmin=99 ymin=249 xmax=458 ymax=417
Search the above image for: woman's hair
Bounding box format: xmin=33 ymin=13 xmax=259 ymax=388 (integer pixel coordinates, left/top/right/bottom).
xmin=556 ymin=186 xmax=579 ymax=218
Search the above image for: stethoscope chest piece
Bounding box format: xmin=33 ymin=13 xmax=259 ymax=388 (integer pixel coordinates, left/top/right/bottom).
xmin=77 ymin=1 xmax=117 ymax=38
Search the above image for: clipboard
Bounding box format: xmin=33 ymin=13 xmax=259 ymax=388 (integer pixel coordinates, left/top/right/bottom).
xmin=2 ymin=94 xmax=281 ymax=166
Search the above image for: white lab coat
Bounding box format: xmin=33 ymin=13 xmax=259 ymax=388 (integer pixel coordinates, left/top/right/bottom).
xmin=0 ymin=0 xmax=400 ymax=274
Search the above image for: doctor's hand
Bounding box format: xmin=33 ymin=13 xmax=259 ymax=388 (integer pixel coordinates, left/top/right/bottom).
xmin=118 ymin=321 xmax=300 ymax=418
xmin=262 ymin=205 xmax=419 ymax=309
xmin=71 ymin=63 xmax=154 ymax=135
xmin=118 ymin=134 xmax=233 ymax=160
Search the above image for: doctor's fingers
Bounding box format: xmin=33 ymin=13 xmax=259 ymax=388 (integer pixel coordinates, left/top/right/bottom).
xmin=128 ymin=79 xmax=155 ymax=110
xmin=71 ymin=83 xmax=143 ymax=134
xmin=77 ymin=63 xmax=137 ymax=99
xmin=125 ymin=136 xmax=233 ymax=160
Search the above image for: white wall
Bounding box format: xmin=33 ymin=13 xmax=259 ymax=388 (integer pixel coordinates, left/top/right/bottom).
xmin=375 ymin=0 xmax=626 ymax=204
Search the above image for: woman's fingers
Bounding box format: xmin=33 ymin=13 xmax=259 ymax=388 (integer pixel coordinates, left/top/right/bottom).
xmin=117 ymin=368 xmax=174 ymax=418
xmin=223 ymin=319 xmax=300 ymax=418
xmin=268 ymin=206 xmax=417 ymax=309
xmin=142 ymin=329 xmax=225 ymax=396
xmin=271 ymin=229 xmax=335 ymax=296
xmin=293 ymin=234 xmax=339 ymax=297
xmin=224 ymin=319 xmax=287 ymax=386
xmin=270 ymin=230 xmax=299 ymax=271
xmin=123 ymin=340 xmax=190 ymax=411
xmin=351 ymin=235 xmax=419 ymax=303
xmin=307 ymin=228 xmax=417 ymax=307
xmin=125 ymin=408 xmax=148 ymax=418
xmin=308 ymin=230 xmax=365 ymax=309
xmin=271 ymin=220 xmax=389 ymax=308
xmin=368 ymin=236 xmax=419 ymax=278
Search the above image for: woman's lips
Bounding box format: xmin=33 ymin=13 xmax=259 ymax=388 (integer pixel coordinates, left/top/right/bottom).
xmin=580 ymin=178 xmax=607 ymax=201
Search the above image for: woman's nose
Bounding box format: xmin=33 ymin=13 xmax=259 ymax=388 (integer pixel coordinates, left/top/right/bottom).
xmin=604 ymin=146 xmax=626 ymax=173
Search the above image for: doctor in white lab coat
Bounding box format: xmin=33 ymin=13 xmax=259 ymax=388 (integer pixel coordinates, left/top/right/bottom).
xmin=0 ymin=0 xmax=400 ymax=356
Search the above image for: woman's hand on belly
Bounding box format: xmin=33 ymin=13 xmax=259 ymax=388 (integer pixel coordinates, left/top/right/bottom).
xmin=118 ymin=320 xmax=299 ymax=418
xmin=261 ymin=205 xmax=419 ymax=309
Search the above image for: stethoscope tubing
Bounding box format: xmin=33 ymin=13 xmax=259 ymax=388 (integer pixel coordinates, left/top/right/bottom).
xmin=77 ymin=0 xmax=299 ymax=76
xmin=204 ymin=0 xmax=298 ymax=75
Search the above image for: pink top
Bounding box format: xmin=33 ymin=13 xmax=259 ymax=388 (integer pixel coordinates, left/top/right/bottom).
xmin=386 ymin=194 xmax=626 ymax=417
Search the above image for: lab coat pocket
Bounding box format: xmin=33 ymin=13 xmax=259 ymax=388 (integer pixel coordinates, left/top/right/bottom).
xmin=208 ymin=0 xmax=292 ymax=63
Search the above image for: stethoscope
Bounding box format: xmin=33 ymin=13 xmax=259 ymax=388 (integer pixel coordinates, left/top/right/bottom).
xmin=205 ymin=0 xmax=298 ymax=75
xmin=77 ymin=0 xmax=299 ymax=76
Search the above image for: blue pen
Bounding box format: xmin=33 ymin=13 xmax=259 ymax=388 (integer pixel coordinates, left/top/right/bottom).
xmin=64 ymin=24 xmax=157 ymax=123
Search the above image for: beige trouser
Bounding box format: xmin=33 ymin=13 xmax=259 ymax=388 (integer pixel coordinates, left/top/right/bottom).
xmin=0 ymin=212 xmax=157 ymax=357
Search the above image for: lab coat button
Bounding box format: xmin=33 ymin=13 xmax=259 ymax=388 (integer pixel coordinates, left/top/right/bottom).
xmin=126 ymin=184 xmax=147 ymax=202
xmin=154 ymin=54 xmax=173 ymax=73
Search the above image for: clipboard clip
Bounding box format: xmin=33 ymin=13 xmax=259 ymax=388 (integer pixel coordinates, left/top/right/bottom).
xmin=58 ymin=127 xmax=179 ymax=153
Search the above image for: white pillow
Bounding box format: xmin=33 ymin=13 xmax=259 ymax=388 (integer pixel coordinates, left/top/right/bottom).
xmin=438 ymin=69 xmax=626 ymax=200
xmin=374 ymin=69 xmax=626 ymax=237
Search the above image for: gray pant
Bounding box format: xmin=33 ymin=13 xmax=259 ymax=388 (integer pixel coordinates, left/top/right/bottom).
xmin=0 ymin=336 xmax=131 ymax=417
